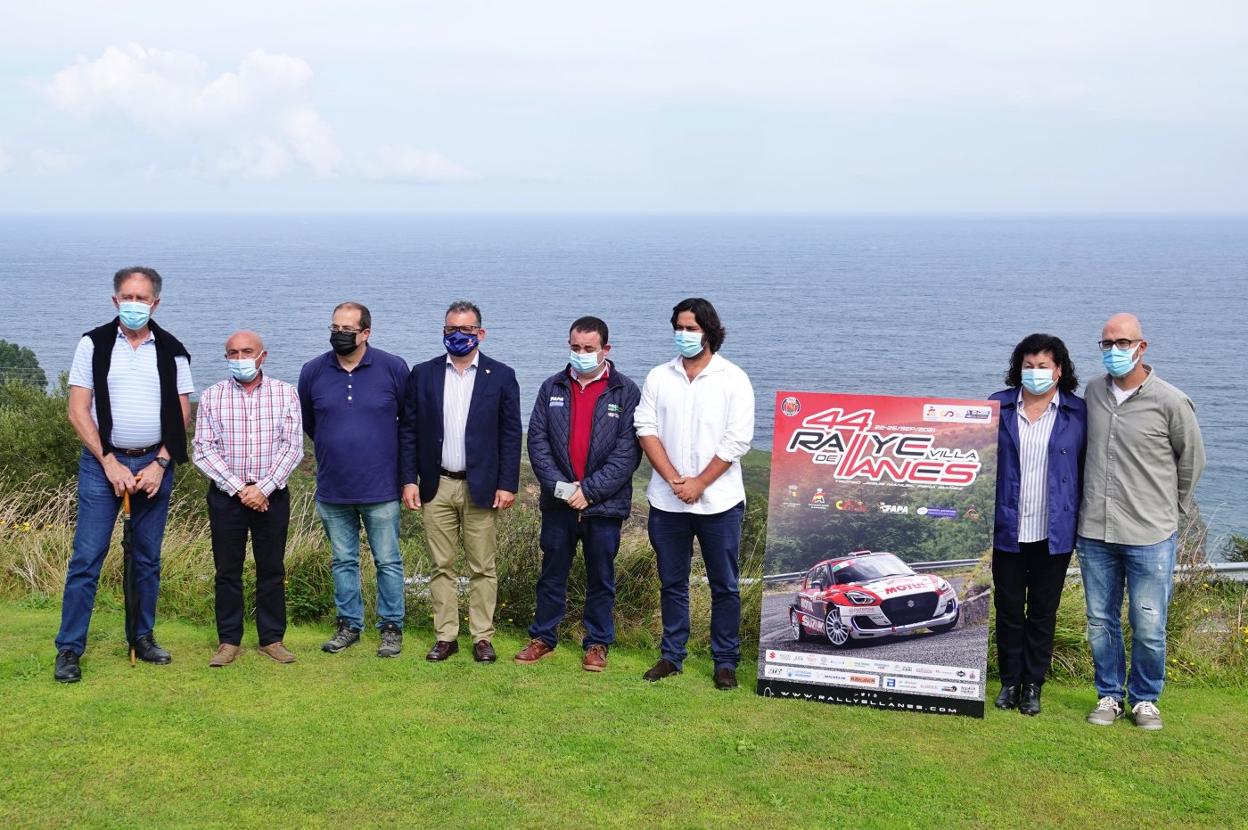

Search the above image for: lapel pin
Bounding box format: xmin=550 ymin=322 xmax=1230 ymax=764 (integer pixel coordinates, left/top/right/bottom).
xmin=485 ymin=368 xmax=491 ymax=374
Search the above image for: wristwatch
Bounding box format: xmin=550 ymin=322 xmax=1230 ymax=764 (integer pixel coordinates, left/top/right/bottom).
xmin=155 ymin=457 xmax=170 ymax=470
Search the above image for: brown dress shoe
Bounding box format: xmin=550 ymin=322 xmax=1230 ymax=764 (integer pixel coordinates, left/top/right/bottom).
xmin=426 ymin=640 xmax=459 ymax=661
xmin=713 ymin=667 xmax=738 ymax=690
xmin=642 ymin=658 xmax=681 ymax=682
xmin=582 ymin=644 xmax=608 ymax=672
xmin=473 ymin=640 xmax=497 ymax=663
xmin=514 ymin=639 xmax=554 ymax=664
xmin=208 ymin=643 xmax=242 ymax=668
xmin=258 ymin=642 xmax=297 ymax=663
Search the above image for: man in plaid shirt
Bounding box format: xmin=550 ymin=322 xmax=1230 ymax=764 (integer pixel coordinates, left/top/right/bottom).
xmin=193 ymin=331 xmax=304 ymax=667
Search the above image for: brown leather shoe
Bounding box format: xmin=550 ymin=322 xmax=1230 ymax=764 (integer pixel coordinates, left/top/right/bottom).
xmin=642 ymin=658 xmax=681 ymax=682
xmin=582 ymin=644 xmax=608 ymax=672
xmin=473 ymin=640 xmax=497 ymax=663
xmin=713 ymin=666 xmax=738 ymax=690
xmin=258 ymin=642 xmax=297 ymax=663
xmin=514 ymin=639 xmax=554 ymax=664
xmin=208 ymin=643 xmax=242 ymax=668
xmin=426 ymin=640 xmax=459 ymax=661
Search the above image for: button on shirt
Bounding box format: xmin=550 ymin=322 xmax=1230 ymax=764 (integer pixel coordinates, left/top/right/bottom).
xmin=1079 ymin=368 xmax=1206 ymax=546
xmin=192 ymin=374 xmax=304 ymax=496
xmin=441 ymin=353 xmax=478 ymax=472
xmin=1016 ymin=391 xmax=1060 ymax=544
xmin=67 ymin=328 xmax=194 ymax=449
xmin=297 ymin=346 xmax=409 ymax=504
xmin=634 ymin=354 xmax=755 ymax=515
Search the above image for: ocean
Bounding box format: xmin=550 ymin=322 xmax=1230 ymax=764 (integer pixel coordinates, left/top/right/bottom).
xmin=2 ymin=214 xmax=1244 ymax=543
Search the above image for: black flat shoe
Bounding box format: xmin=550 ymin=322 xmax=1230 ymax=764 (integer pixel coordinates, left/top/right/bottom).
xmin=713 ymin=667 xmax=738 ymax=691
xmin=133 ymin=634 xmax=171 ymax=664
xmin=1019 ymin=683 xmax=1042 ymax=716
xmin=54 ymin=649 xmax=81 ymax=683
xmin=995 ymin=684 xmax=1019 ymax=710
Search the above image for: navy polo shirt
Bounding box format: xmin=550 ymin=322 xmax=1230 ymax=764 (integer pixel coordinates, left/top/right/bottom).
xmin=297 ymin=346 xmax=409 ymax=504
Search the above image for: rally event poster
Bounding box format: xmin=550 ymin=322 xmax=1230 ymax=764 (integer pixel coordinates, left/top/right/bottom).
xmin=756 ymin=392 xmax=999 ymax=718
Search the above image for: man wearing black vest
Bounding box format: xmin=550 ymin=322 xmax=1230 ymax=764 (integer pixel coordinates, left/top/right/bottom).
xmin=54 ymin=267 xmax=193 ymax=683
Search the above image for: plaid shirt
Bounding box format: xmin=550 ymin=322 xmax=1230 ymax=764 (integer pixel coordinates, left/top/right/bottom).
xmin=192 ymin=374 xmax=304 ymax=496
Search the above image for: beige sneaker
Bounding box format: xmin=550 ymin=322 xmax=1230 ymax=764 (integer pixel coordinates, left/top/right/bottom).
xmin=1131 ymin=700 xmax=1163 ymax=731
xmin=258 ymin=642 xmax=297 ymax=663
xmin=209 ymin=643 xmax=242 ymax=668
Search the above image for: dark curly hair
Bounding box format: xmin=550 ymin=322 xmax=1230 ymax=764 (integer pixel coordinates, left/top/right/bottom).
xmin=671 ymin=297 xmax=726 ymax=354
xmin=1005 ymin=333 xmax=1079 ymax=393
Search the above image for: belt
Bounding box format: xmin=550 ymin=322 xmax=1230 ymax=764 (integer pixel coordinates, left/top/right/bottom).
xmin=114 ymin=444 xmax=161 ymax=457
xmin=439 ymin=468 xmax=467 ymax=480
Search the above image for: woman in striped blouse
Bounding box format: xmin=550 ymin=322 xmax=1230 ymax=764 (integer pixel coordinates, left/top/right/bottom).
xmin=988 ymin=333 xmax=1086 ymax=716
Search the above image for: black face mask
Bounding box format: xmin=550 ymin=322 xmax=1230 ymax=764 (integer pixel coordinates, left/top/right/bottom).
xmin=330 ymin=331 xmax=359 ymax=356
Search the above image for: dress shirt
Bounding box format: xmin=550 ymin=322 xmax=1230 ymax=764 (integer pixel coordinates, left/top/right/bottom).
xmin=634 ymin=353 xmax=754 ymax=515
xmin=193 ymin=374 xmax=304 ymax=496
xmin=1016 ymin=391 xmax=1060 ymax=544
xmin=441 ymin=353 xmax=479 ymax=471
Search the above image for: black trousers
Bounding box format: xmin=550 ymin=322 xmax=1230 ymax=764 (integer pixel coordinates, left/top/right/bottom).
xmin=207 ymin=486 xmax=290 ymax=646
xmin=992 ymin=541 xmax=1072 ymax=686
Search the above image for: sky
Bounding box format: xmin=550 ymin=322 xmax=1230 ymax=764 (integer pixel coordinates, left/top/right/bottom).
xmin=1 ymin=0 xmax=1246 ymax=214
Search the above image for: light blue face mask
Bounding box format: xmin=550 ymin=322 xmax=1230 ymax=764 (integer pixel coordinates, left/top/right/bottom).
xmin=1021 ymin=368 xmax=1056 ymax=395
xmin=1102 ymin=344 xmax=1140 ymax=378
xmin=228 ymin=358 xmax=259 ymax=383
xmin=569 ymin=350 xmax=601 ymax=375
xmin=118 ymin=301 xmax=151 ymax=331
xmin=674 ymin=330 xmax=704 ymax=358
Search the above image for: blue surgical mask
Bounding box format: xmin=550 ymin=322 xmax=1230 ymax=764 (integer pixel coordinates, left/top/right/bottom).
xmin=1021 ymin=368 xmax=1055 ymax=395
xmin=569 ymin=350 xmax=601 ymax=375
xmin=118 ymin=301 xmax=151 ymax=331
xmin=1102 ymin=344 xmax=1140 ymax=378
xmin=228 ymin=358 xmax=259 ymax=383
xmin=674 ymin=330 xmax=704 ymax=358
xmin=444 ymin=330 xmax=479 ymax=357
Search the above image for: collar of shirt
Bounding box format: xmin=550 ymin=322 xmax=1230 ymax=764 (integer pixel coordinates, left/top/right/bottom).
xmin=327 ymin=345 xmax=373 ymax=372
xmin=568 ymin=363 xmax=610 ymax=386
xmin=446 ymin=352 xmax=480 ymax=373
xmin=1016 ymin=389 xmax=1061 ymax=412
xmin=665 ymin=352 xmax=725 ymax=378
xmin=115 ymin=326 xmax=155 ymax=345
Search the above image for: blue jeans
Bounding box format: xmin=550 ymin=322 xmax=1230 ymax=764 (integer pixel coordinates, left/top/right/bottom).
xmin=316 ymin=500 xmax=405 ymax=630
xmin=1076 ymin=534 xmax=1177 ymax=703
xmin=649 ymin=502 xmax=745 ymax=670
xmin=529 ymin=509 xmax=621 ymax=650
xmin=57 ymin=448 xmax=174 ymax=655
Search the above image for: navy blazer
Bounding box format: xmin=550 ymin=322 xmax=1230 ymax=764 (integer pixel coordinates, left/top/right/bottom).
xmin=399 ymin=352 xmax=522 ymax=510
xmin=990 ymin=388 xmax=1087 ymax=554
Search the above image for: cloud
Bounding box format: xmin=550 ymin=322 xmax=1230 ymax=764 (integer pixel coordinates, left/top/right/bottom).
xmin=45 ymin=44 xmax=340 ymax=177
xmin=30 ymin=148 xmax=84 ymax=173
xmin=363 ymin=144 xmax=478 ymax=183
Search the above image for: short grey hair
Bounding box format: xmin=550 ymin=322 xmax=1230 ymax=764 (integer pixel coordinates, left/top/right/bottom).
xmin=113 ymin=266 xmax=163 ymax=298
xmin=446 ymin=300 xmax=482 ymax=326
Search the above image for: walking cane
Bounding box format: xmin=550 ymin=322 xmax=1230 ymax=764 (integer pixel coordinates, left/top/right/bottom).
xmin=120 ymin=490 xmax=138 ymax=668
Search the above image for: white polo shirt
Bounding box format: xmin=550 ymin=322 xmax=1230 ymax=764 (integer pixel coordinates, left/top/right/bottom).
xmin=68 ymin=328 xmax=194 ymax=449
xmin=635 ymin=353 xmax=754 ymax=515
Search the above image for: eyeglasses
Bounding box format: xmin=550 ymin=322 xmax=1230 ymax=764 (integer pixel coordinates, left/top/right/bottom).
xmin=329 ymin=325 xmax=364 ymax=335
xmin=443 ymin=325 xmax=480 ymax=336
xmin=1098 ymin=338 xmax=1141 ymax=351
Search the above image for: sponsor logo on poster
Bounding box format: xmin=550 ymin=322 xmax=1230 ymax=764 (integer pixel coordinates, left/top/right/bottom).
xmin=835 ymin=498 xmax=868 ymax=512
xmin=781 ymin=396 xmax=801 ymax=417
xmin=916 ymin=506 xmax=958 ymax=519
xmin=922 ymin=404 xmax=994 ymax=423
xmin=878 ymin=502 xmax=909 ymax=514
xmin=809 ymin=488 xmax=828 ymax=509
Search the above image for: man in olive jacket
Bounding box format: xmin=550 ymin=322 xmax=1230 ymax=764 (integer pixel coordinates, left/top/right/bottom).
xmin=514 ymin=316 xmax=641 ymax=672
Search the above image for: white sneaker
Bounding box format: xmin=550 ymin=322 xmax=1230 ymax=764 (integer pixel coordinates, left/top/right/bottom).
xmin=1131 ymin=700 xmax=1163 ymax=731
xmin=1086 ymin=696 xmax=1123 ymax=726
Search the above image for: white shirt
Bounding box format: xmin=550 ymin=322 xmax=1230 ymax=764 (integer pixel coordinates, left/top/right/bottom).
xmin=68 ymin=328 xmax=194 ymax=449
xmin=1016 ymin=390 xmax=1059 ymax=544
xmin=1110 ymin=382 xmax=1139 ymax=406
xmin=441 ymin=352 xmax=479 ymax=472
xmin=635 ymin=353 xmax=754 ymax=515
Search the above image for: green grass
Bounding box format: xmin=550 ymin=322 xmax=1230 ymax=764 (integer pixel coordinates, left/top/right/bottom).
xmin=3 ymin=603 xmax=1246 ymax=829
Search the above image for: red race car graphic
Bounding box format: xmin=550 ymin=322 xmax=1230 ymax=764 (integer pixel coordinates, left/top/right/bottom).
xmin=789 ymin=551 xmax=960 ymax=647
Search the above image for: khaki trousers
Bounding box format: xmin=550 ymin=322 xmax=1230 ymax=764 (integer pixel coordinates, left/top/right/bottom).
xmin=423 ymin=476 xmax=498 ymax=642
